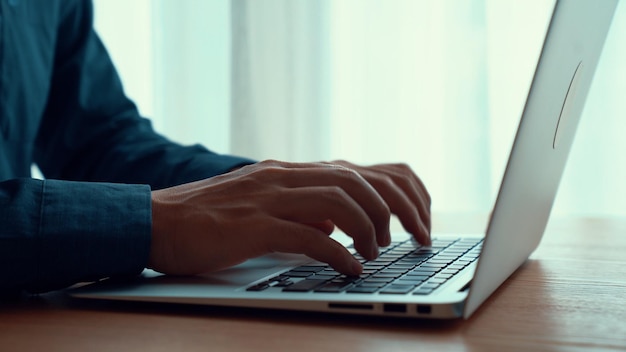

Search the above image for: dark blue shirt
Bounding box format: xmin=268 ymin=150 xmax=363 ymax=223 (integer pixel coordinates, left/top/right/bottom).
xmin=0 ymin=0 xmax=252 ymax=293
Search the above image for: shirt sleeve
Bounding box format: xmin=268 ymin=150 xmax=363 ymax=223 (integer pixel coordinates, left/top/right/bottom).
xmin=34 ymin=0 xmax=254 ymax=188
xmin=0 ymin=178 xmax=151 ymax=293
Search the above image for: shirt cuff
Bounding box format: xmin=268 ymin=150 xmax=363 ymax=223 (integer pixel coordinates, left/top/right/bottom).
xmin=32 ymin=179 xmax=151 ymax=292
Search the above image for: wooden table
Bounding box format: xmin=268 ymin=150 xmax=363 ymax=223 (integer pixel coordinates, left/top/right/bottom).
xmin=1 ymin=214 xmax=625 ymax=351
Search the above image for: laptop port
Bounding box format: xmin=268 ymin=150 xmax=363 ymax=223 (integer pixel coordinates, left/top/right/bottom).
xmin=417 ymin=305 xmax=432 ymax=314
xmin=383 ymin=304 xmax=407 ymax=313
xmin=328 ymin=303 xmax=373 ymax=310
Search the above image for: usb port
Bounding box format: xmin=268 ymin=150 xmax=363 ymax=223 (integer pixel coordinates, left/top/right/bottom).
xmin=383 ymin=304 xmax=407 ymax=313
xmin=417 ymin=305 xmax=432 ymax=314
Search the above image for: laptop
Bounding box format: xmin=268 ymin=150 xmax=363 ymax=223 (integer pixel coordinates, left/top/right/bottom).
xmin=71 ymin=0 xmax=618 ymax=319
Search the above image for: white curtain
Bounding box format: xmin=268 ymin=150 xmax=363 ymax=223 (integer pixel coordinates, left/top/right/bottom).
xmin=94 ymin=0 xmax=626 ymax=217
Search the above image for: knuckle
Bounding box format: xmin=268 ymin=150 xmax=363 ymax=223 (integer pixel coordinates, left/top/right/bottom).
xmin=394 ymin=162 xmax=411 ymax=171
xmin=259 ymin=159 xmax=278 ymax=165
xmin=261 ymin=166 xmax=287 ymax=177
xmin=323 ymin=186 xmax=349 ymax=203
xmin=334 ymin=165 xmax=362 ymax=182
xmin=388 ymin=162 xmax=411 ymax=174
xmin=396 ymin=173 xmax=413 ymax=188
xmin=258 ymin=159 xmax=284 ymax=168
xmin=372 ymin=173 xmax=394 ymax=188
xmin=249 ymin=164 xmax=289 ymax=181
xmin=235 ymin=175 xmax=264 ymax=192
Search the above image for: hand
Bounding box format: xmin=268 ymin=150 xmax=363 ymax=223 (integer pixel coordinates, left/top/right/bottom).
xmin=148 ymin=160 xmax=431 ymax=277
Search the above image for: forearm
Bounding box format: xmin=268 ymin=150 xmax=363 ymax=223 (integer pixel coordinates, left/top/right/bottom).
xmin=47 ymin=117 xmax=256 ymax=189
xmin=0 ymin=178 xmax=151 ymax=293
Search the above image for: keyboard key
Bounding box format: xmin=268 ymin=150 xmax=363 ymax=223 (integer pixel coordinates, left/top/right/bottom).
xmin=409 ymin=268 xmax=438 ymax=275
xmin=412 ymin=287 xmax=434 ymax=295
xmin=456 ymin=259 xmax=474 ymax=265
xmin=314 ymin=281 xmax=356 ymax=293
xmin=282 ymin=279 xmax=328 ymax=292
xmin=446 ymin=264 xmax=466 ymax=270
xmin=347 ymin=286 xmax=380 ymax=294
xmin=380 ymin=284 xmax=415 ymax=294
xmin=246 ymin=283 xmax=270 ymax=291
xmin=403 ymin=274 xmax=430 ymax=281
xmin=364 ymin=277 xmax=394 ymax=284
xmin=416 ymin=248 xmax=438 ymax=254
xmin=395 ymin=278 xmax=426 ymax=286
xmin=312 ymin=273 xmax=340 ymax=280
xmin=284 ymin=271 xmax=314 ymax=278
xmin=405 ymin=253 xmax=431 ymax=258
xmin=420 ymin=283 xmax=440 ymax=290
xmin=382 ymin=269 xmax=410 ymax=275
xmin=388 ymin=263 xmax=415 ymax=270
xmin=439 ymin=268 xmax=460 ymax=276
xmin=419 ymin=263 xmax=447 ymax=269
xmin=427 ymin=259 xmax=454 ymax=265
xmin=372 ymin=273 xmax=402 ymax=279
xmin=374 ymin=258 xmax=398 ymax=264
xmin=291 ymin=266 xmax=325 ymax=273
xmin=361 ymin=269 xmax=379 ymax=275
xmin=274 ymin=280 xmax=294 ymax=287
xmin=443 ymin=249 xmax=468 ymax=254
xmin=432 ymin=254 xmax=459 ymax=260
xmin=359 ymin=281 xmax=387 ymax=288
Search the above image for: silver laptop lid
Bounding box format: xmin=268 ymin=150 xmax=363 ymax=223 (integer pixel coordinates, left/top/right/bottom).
xmin=464 ymin=0 xmax=618 ymax=318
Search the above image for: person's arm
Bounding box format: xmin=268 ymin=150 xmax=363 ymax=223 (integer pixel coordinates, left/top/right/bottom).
xmin=34 ymin=0 xmax=253 ymax=189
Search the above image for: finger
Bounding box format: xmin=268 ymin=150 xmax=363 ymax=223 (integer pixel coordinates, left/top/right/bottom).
xmin=375 ymin=166 xmax=432 ymax=244
xmin=267 ymin=187 xmax=380 ymax=260
xmin=303 ymin=220 xmax=335 ymax=235
xmin=386 ymin=164 xmax=432 ymax=230
xmin=359 ymin=171 xmax=428 ymax=246
xmin=257 ymin=166 xmax=391 ymax=249
xmin=265 ymin=220 xmax=363 ymax=276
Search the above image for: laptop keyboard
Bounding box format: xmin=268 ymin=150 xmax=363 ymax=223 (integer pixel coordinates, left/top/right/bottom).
xmin=246 ymin=237 xmax=483 ymax=295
